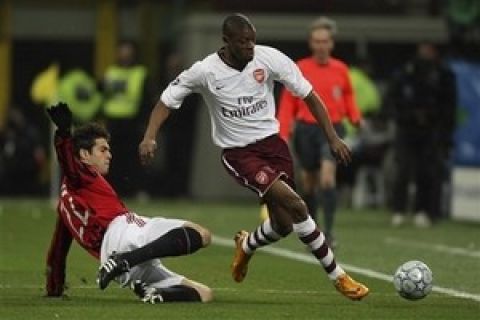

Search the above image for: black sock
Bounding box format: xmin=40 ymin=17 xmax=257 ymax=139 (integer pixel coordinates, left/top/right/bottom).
xmin=121 ymin=227 xmax=203 ymax=267
xmin=157 ymin=285 xmax=202 ymax=302
xmin=304 ymin=192 xmax=319 ymax=222
xmin=322 ymin=188 xmax=337 ymax=237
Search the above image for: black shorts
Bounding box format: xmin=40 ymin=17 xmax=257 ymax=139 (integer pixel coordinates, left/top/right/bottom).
xmin=293 ymin=121 xmax=346 ymax=171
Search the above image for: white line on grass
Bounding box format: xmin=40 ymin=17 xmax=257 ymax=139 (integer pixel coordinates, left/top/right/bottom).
xmin=384 ymin=237 xmax=480 ymax=258
xmin=0 ymin=284 xmax=404 ymax=297
xmin=212 ymin=236 xmax=480 ymax=303
xmin=0 ymin=284 xmax=338 ymax=295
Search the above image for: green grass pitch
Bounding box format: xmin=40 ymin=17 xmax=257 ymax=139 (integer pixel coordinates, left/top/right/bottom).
xmin=1 ymin=199 xmax=479 ymax=319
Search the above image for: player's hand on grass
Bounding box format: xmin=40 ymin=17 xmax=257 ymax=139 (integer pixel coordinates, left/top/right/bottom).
xmin=45 ymin=279 xmax=68 ymax=298
xmin=46 ymin=102 xmax=73 ymax=134
xmin=44 ymin=292 xmax=69 ymax=300
xmin=139 ymin=138 xmax=157 ymax=165
xmin=46 ymin=265 xmax=67 ymax=297
xmin=329 ymin=136 xmax=351 ymax=165
xmin=44 ymin=293 xmax=70 ymax=301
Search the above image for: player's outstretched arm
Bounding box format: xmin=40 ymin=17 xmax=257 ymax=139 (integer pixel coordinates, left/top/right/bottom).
xmin=303 ymin=91 xmax=351 ymax=165
xmin=139 ymin=100 xmax=171 ymax=165
xmin=46 ymin=102 xmax=86 ymax=187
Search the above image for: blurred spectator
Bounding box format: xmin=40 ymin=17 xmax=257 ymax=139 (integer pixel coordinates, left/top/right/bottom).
xmin=339 ymin=59 xmax=390 ymax=208
xmin=0 ymin=107 xmax=47 ymax=195
xmin=446 ymin=0 xmax=480 ymax=60
xmin=348 ymin=60 xmax=381 ymax=119
xmin=102 ymin=40 xmax=152 ymax=197
xmin=30 ymin=63 xmax=60 ymax=108
xmin=387 ymin=42 xmax=457 ymax=227
xmin=277 ymin=17 xmax=362 ymax=246
xmin=58 ymin=69 xmax=102 ymax=124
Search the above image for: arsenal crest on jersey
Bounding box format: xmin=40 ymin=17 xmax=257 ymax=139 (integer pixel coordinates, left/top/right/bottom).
xmin=255 ymin=170 xmax=269 ymax=185
xmin=253 ymin=69 xmax=265 ymax=83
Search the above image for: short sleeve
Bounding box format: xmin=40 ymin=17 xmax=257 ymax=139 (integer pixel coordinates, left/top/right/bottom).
xmin=160 ymin=61 xmax=204 ymax=109
xmin=267 ymin=47 xmax=312 ymax=99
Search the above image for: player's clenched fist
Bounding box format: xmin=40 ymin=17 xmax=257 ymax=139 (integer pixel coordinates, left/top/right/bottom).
xmin=46 ymin=102 xmax=73 ymax=134
xmin=139 ymin=138 xmax=157 ymax=165
xmin=329 ymin=136 xmax=351 ymax=166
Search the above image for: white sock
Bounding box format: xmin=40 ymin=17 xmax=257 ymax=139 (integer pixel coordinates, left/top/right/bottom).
xmin=293 ymin=216 xmax=345 ymax=280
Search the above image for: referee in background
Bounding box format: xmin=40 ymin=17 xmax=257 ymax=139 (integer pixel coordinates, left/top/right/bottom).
xmin=276 ymin=17 xmax=362 ymax=248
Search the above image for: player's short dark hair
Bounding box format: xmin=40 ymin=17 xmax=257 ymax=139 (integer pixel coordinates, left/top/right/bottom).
xmin=72 ymin=123 xmax=110 ymax=156
xmin=222 ymin=13 xmax=254 ymax=38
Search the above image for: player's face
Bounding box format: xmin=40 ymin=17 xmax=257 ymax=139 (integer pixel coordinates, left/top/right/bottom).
xmin=83 ymin=138 xmax=112 ymax=175
xmin=226 ymin=27 xmax=256 ymax=64
xmin=309 ymin=28 xmax=334 ymax=62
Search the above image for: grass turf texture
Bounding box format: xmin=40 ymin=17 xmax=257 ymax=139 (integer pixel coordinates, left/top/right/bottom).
xmin=1 ymin=199 xmax=479 ymax=319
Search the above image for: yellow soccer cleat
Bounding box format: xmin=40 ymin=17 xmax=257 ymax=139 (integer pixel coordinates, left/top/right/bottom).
xmin=231 ymin=230 xmax=252 ymax=283
xmin=259 ymin=203 xmax=269 ymax=221
xmin=334 ymin=274 xmax=369 ymax=301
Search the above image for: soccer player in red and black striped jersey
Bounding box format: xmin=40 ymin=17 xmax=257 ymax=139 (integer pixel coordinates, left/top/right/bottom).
xmin=277 ymin=17 xmax=362 ymax=248
xmin=45 ymin=103 xmax=213 ymax=303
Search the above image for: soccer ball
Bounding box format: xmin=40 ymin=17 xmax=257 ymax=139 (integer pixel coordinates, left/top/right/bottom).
xmin=393 ymin=260 xmax=433 ymax=300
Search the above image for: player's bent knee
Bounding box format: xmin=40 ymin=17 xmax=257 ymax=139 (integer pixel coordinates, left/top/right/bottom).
xmin=320 ymin=163 xmax=336 ymax=189
xmin=282 ymin=197 xmax=308 ymax=222
xmin=271 ymin=218 xmax=292 ymax=237
xmin=275 ymin=224 xmax=293 ymax=237
xmin=301 ymin=172 xmax=318 ymax=193
xmin=181 ymin=279 xmax=214 ymax=303
xmin=198 ymin=286 xmax=214 ymax=303
xmin=200 ymin=229 xmax=212 ymax=247
xmin=320 ymin=177 xmax=335 ymax=189
xmin=183 ymin=222 xmax=211 ymax=248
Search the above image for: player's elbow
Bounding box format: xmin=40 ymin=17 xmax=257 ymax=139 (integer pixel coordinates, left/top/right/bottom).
xmin=185 ymin=222 xmax=212 ymax=248
xmin=302 ymin=90 xmax=316 ymax=105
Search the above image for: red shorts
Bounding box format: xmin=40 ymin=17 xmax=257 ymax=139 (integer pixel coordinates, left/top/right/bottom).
xmin=221 ymin=135 xmax=295 ymax=198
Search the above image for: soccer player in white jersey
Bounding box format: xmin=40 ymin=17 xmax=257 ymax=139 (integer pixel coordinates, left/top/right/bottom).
xmin=138 ymin=13 xmax=369 ymax=300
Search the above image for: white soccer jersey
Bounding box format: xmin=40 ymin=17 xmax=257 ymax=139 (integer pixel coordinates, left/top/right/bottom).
xmin=160 ymin=45 xmax=313 ymax=148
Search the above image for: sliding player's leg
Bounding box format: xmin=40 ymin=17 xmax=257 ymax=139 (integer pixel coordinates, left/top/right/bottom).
xmin=264 ymin=179 xmax=369 ymax=300
xmin=98 ymin=215 xmax=210 ymax=290
xmin=130 ymin=261 xmax=213 ymax=303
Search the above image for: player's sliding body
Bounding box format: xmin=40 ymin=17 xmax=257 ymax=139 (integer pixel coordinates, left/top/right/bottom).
xmin=45 ymin=103 xmax=213 ymax=303
xmin=138 ymin=13 xmax=369 ymax=300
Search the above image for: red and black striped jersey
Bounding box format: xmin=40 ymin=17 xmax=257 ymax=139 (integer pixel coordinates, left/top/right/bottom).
xmin=53 ymin=132 xmax=128 ymax=258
